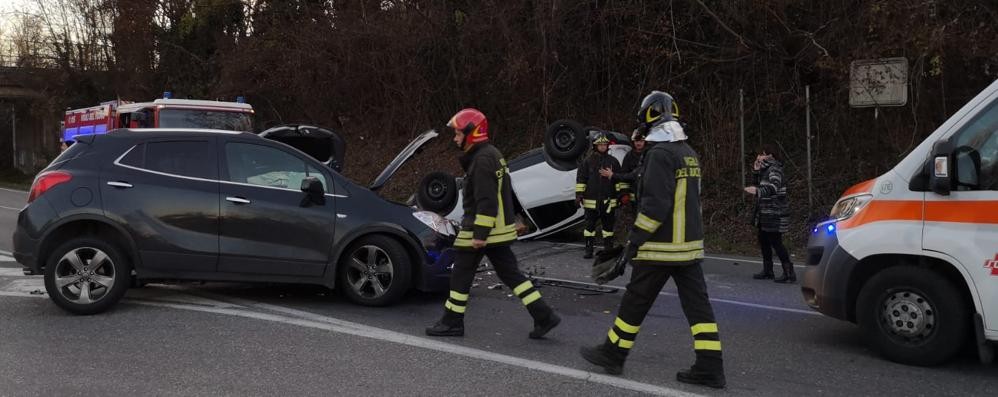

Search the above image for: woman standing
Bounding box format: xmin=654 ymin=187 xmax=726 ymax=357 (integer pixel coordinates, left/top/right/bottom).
xmin=744 ymin=145 xmax=795 ymax=283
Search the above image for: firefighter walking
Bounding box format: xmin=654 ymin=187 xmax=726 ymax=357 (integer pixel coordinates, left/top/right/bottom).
xmin=576 ymin=131 xmax=625 ymax=259
xmin=581 ymin=91 xmax=726 ymax=389
xmin=426 ymin=108 xmax=561 ymax=339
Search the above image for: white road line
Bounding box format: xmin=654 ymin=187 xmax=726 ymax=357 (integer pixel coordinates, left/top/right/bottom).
xmin=0 ymin=256 xmax=15 ymax=263
xmin=0 ymin=291 xmax=701 ymax=396
xmin=0 ymin=291 xmax=44 ymax=298
xmin=0 ymin=268 xmax=24 ymax=276
xmin=0 ymin=205 xmax=21 ymax=211
xmin=129 ymin=299 xmax=703 ymax=397
xmin=535 ymin=275 xmax=821 ymax=316
xmin=538 ymin=241 xmax=809 ymax=268
xmin=0 ymin=187 xmax=27 ymax=194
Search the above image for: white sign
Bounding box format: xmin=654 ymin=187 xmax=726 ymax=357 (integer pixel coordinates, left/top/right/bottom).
xmin=850 ymin=58 xmax=908 ymax=107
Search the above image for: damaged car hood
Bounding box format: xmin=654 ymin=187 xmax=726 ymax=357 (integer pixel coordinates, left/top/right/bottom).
xmin=369 ymin=129 xmax=439 ymax=191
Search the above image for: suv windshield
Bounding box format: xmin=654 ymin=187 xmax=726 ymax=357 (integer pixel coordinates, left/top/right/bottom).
xmin=158 ymin=109 xmax=253 ymax=132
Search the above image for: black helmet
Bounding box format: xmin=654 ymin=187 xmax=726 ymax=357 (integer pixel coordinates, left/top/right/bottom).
xmin=592 ymin=131 xmax=611 ymax=146
xmin=637 ymin=91 xmax=680 ymax=128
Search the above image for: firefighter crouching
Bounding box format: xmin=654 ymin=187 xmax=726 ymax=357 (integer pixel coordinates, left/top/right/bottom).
xmin=581 ymin=91 xmax=726 ymax=389
xmin=426 ymin=108 xmax=561 ymax=339
xmin=576 ymin=131 xmax=625 ymax=259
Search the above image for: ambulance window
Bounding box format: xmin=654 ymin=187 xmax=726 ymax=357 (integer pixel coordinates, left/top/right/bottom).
xmin=952 ymin=99 xmax=998 ymax=190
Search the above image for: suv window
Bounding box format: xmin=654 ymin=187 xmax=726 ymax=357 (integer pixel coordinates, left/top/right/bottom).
xmin=951 ymin=99 xmax=998 ymax=191
xmin=144 ymin=140 xmax=218 ymax=180
xmin=225 ymin=142 xmax=328 ymax=191
xmin=119 ymin=144 xmax=144 ymax=167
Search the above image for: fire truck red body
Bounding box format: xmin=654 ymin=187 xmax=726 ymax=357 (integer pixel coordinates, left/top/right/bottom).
xmin=63 ymin=95 xmax=254 ymax=142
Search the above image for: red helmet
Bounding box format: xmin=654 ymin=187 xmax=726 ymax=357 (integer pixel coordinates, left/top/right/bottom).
xmin=447 ymin=108 xmax=489 ymax=145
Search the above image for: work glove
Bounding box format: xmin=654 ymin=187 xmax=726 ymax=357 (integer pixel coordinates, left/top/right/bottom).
xmin=592 ymin=243 xmax=638 ymax=285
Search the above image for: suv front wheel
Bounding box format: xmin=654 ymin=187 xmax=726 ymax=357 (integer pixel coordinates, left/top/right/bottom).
xmin=337 ymin=235 xmax=412 ymax=306
xmin=44 ymin=237 xmax=131 ymax=315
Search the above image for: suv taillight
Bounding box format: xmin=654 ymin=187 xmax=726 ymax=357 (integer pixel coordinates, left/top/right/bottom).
xmin=28 ymin=171 xmax=72 ymax=203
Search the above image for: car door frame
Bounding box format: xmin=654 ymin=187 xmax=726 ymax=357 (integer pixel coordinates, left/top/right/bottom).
xmin=216 ymin=136 xmax=341 ymax=278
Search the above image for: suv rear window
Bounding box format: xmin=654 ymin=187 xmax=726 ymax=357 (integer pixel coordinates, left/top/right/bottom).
xmin=144 ymin=141 xmax=217 ymax=180
xmin=119 ymin=144 xmax=144 ymax=167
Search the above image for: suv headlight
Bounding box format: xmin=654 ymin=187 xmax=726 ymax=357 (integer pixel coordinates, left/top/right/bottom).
xmin=829 ymin=194 xmax=873 ymax=221
xmin=413 ymin=211 xmax=456 ymax=236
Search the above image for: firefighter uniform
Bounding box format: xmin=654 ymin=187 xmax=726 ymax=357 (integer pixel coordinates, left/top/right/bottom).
xmin=616 ymin=148 xmax=644 ymax=206
xmin=428 ymin=108 xmax=560 ymax=339
xmin=576 ymin=134 xmax=624 ymax=258
xmin=581 ymin=91 xmax=725 ymax=389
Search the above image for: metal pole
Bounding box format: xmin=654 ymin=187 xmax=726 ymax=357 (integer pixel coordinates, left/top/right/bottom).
xmin=10 ymin=104 xmax=15 ymax=169
xmin=806 ymin=85 xmax=812 ymax=214
xmin=740 ymin=89 xmax=745 ymax=197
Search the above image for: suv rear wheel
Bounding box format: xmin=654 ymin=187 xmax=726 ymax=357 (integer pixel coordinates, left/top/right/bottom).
xmin=337 ymin=235 xmax=412 ymax=306
xmin=44 ymin=237 xmax=131 ymax=315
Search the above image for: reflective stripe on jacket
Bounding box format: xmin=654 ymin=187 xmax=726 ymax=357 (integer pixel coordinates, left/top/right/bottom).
xmin=455 ymin=143 xmax=517 ymax=249
xmin=629 ymin=142 xmax=704 ymax=264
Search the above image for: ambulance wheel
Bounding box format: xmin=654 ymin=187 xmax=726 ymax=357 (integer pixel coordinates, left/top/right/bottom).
xmin=544 ymin=119 xmax=586 ymax=161
xmin=416 ymin=172 xmax=457 ymax=214
xmin=857 ymin=266 xmax=969 ymax=366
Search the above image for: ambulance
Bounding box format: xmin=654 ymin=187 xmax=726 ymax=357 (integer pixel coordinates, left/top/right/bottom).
xmin=62 ymin=93 xmax=253 ymax=143
xmin=802 ymin=78 xmax=998 ymax=366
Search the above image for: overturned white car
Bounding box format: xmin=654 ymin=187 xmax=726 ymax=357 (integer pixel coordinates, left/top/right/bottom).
xmin=410 ymin=120 xmax=633 ymax=240
xmin=262 ymin=121 xmax=633 ymax=240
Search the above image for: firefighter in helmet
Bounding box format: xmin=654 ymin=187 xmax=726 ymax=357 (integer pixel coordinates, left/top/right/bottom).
xmin=576 ymin=129 xmax=624 ymax=259
xmin=426 ymin=108 xmax=561 ymax=339
xmin=581 ymin=91 xmax=726 ymax=389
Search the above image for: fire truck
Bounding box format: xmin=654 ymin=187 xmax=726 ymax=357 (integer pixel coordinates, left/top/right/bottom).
xmin=62 ymin=93 xmax=254 ymax=142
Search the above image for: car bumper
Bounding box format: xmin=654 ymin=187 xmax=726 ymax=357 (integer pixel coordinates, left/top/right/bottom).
xmin=416 ymin=231 xmax=456 ymax=292
xmin=801 ymin=221 xmax=859 ymax=322
xmin=12 ymin=223 xmax=39 ymax=275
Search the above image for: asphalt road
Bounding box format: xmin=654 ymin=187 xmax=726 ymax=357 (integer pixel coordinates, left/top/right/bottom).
xmin=1 ymin=188 xmax=995 ymax=396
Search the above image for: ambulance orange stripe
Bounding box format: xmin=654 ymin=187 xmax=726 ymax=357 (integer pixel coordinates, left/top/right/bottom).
xmin=839 ymin=200 xmax=998 ymax=229
xmin=925 ymin=201 xmax=998 ymax=224
xmin=842 ymin=179 xmax=876 ymax=197
xmin=838 ymin=200 xmax=921 ymax=229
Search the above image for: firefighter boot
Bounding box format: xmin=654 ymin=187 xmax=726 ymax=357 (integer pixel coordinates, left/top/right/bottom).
xmin=425 ymin=312 xmax=464 ymax=337
xmin=774 ymin=262 xmax=797 ymax=284
xmin=526 ymin=299 xmax=561 ymax=339
xmin=676 ymin=365 xmax=726 ymax=389
xmin=752 ymin=262 xmax=775 ymax=280
xmin=603 ymin=236 xmax=616 ymax=251
xmin=580 ymin=343 xmax=627 ymax=375
xmin=584 ymin=238 xmax=595 ymax=259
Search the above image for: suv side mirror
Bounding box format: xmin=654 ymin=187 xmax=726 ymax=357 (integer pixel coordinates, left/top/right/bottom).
xmin=930 ymin=139 xmax=953 ymax=196
xmin=300 ymin=176 xmax=326 ymax=206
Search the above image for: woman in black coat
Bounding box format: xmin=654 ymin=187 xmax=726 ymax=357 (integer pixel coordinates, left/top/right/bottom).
xmin=744 ymin=145 xmax=795 ymax=283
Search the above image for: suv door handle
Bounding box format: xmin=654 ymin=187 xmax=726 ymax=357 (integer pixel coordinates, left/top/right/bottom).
xmin=107 ymin=181 xmax=133 ymax=188
xmin=226 ymin=196 xmax=251 ymax=204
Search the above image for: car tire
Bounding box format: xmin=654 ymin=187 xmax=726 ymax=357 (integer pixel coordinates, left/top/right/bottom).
xmin=856 ymin=266 xmax=969 ymax=366
xmin=338 ymin=235 xmax=412 ymax=306
xmin=43 ymin=237 xmax=131 ymax=315
xmin=544 ymin=119 xmax=587 ymax=161
xmin=416 ymin=172 xmax=458 ymax=214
